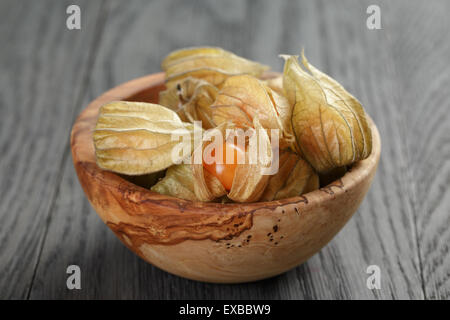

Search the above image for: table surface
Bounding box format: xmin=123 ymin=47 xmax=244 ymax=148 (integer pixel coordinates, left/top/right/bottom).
xmin=0 ymin=0 xmax=449 ymax=300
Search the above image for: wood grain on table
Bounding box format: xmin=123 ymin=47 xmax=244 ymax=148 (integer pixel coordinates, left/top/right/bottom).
xmin=0 ymin=0 xmax=448 ymax=299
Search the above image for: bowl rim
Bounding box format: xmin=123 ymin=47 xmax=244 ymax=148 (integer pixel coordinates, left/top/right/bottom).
xmin=71 ymin=72 xmax=381 ymax=213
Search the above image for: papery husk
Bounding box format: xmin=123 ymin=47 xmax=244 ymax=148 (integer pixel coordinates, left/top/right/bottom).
xmin=263 ymin=76 xmax=293 ymax=138
xmin=301 ymin=54 xmax=372 ymax=161
xmin=192 ymin=161 xmax=228 ymax=201
xmin=282 ymin=53 xmax=372 ymax=173
xmin=159 ymin=77 xmax=218 ymax=129
xmin=211 ymin=75 xmax=295 ymax=148
xmin=189 ymin=119 xmax=272 ymax=203
xmin=162 ymin=47 xmax=269 ymax=88
xmin=260 ymin=151 xmax=319 ymax=201
xmin=265 ymin=84 xmax=294 ymax=147
xmin=150 ymin=164 xmax=197 ymax=201
xmin=210 ymin=104 xmax=253 ymax=129
xmin=264 ymin=75 xmax=284 ymax=96
xmin=191 ymin=125 xmax=230 ymax=201
xmin=94 ymin=101 xmax=194 ymax=175
xmin=227 ymin=118 xmax=272 ymax=203
xmin=151 ymin=162 xmax=226 ymax=202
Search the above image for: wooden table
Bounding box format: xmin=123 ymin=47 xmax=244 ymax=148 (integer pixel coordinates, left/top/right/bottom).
xmin=0 ymin=0 xmax=448 ymax=299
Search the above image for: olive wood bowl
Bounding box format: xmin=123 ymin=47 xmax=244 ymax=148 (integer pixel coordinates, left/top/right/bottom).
xmin=71 ymin=72 xmax=381 ymax=283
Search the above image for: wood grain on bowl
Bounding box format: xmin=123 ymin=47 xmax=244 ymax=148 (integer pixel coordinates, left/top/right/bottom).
xmin=71 ymin=73 xmax=381 ymax=283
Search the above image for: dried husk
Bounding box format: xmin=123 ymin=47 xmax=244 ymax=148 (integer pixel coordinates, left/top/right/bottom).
xmin=265 ymin=84 xmax=294 ymax=147
xmin=301 ymin=54 xmax=372 ymax=161
xmin=94 ymin=101 xmax=194 ymax=175
xmin=162 ymin=47 xmax=269 ymax=88
xmin=264 ymin=75 xmax=284 ymax=96
xmin=211 ymin=75 xmax=295 ymax=148
xmin=283 ymin=53 xmax=372 ymax=173
xmin=151 ymin=162 xmax=226 ymax=202
xmin=150 ymin=164 xmax=197 ymax=201
xmin=227 ymin=119 xmax=272 ymax=203
xmin=191 ymin=125 xmax=230 ymax=201
xmin=263 ymin=76 xmax=294 ymax=135
xmin=260 ymin=151 xmax=319 ymax=201
xmin=192 ymin=161 xmax=228 ymax=201
xmin=159 ymin=77 xmax=218 ymax=129
xmin=188 ymin=119 xmax=272 ymax=203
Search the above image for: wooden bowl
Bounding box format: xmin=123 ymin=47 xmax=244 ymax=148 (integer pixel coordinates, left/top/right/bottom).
xmin=71 ymin=72 xmax=381 ymax=283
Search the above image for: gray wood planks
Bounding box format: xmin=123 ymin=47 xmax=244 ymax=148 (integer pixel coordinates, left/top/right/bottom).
xmin=385 ymin=0 xmax=450 ymax=299
xmin=0 ymin=0 xmax=104 ymax=299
